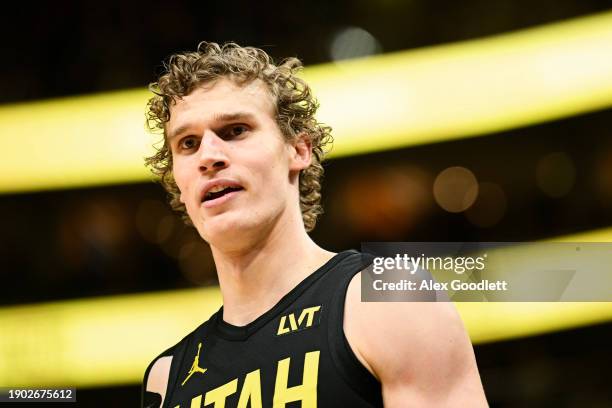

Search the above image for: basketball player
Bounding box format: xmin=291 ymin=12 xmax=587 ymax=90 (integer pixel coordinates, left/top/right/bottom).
xmin=141 ymin=42 xmax=488 ymax=407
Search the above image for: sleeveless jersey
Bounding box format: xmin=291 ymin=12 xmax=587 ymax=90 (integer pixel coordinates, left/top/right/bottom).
xmin=142 ymin=250 xmax=383 ymax=408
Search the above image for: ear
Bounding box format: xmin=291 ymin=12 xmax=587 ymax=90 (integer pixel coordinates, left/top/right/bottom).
xmin=288 ymin=132 xmax=313 ymax=172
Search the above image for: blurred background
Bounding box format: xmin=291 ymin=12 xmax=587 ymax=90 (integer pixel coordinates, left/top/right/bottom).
xmin=1 ymin=0 xmax=612 ymax=406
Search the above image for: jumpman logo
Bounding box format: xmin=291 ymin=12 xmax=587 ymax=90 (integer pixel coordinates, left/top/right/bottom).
xmin=181 ymin=342 xmax=207 ymax=386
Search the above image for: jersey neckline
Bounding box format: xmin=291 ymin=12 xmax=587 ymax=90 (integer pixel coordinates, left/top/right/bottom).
xmin=211 ymin=249 xmax=357 ymax=341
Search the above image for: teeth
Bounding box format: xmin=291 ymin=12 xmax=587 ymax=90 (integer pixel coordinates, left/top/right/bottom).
xmin=204 ymin=185 xmax=242 ymax=200
xmin=209 ymin=186 xmax=228 ymax=193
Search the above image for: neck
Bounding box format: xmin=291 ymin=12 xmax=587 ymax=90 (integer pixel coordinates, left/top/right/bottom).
xmin=210 ymin=212 xmax=335 ymax=326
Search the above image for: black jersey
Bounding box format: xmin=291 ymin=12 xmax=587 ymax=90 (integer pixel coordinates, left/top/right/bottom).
xmin=142 ymin=250 xmax=383 ymax=408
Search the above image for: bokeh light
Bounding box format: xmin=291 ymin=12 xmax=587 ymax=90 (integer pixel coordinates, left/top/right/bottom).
xmin=329 ymin=26 xmax=382 ymax=61
xmin=135 ymin=199 xmax=170 ymax=244
xmin=339 ymin=165 xmax=432 ymax=239
xmin=535 ymin=152 xmax=576 ymax=198
xmin=156 ymin=215 xmax=176 ymax=244
xmin=178 ymin=239 xmax=216 ymax=285
xmin=594 ymin=145 xmax=612 ymax=207
xmin=433 ymin=166 xmax=479 ymax=213
xmin=465 ymin=182 xmax=508 ymax=228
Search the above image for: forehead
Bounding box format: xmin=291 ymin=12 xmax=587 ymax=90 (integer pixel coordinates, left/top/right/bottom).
xmin=167 ymin=78 xmax=276 ymax=132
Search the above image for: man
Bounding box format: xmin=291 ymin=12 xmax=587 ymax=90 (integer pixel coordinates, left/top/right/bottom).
xmin=142 ymin=41 xmax=487 ymax=407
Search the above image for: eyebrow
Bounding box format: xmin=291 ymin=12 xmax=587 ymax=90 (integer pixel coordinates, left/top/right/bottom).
xmin=167 ymin=111 xmax=256 ymax=141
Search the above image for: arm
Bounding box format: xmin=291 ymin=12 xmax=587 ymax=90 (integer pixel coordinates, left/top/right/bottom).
xmin=344 ymin=273 xmax=488 ymax=407
xmin=143 ymin=356 xmax=172 ymax=408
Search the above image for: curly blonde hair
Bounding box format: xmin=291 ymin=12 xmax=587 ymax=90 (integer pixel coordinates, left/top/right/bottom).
xmin=145 ymin=42 xmax=333 ymax=232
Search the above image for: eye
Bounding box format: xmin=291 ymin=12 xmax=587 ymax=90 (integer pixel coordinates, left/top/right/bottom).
xmin=224 ymin=125 xmax=249 ymax=139
xmin=179 ymin=136 xmax=199 ymax=151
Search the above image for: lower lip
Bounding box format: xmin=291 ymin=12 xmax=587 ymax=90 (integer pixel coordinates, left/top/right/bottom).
xmin=202 ymin=189 xmax=242 ymax=208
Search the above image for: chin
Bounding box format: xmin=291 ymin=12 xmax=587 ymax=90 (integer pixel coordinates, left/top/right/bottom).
xmin=203 ymin=212 xmax=285 ymax=251
xmin=199 ymin=215 xmax=254 ymax=244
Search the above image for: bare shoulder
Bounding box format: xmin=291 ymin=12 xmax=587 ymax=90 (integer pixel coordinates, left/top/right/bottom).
xmin=344 ymin=271 xmax=488 ymax=407
xmin=145 ymin=355 xmax=173 ymax=407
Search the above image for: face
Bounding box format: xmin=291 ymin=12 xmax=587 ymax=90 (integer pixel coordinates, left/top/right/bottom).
xmin=167 ymin=78 xmax=310 ymax=249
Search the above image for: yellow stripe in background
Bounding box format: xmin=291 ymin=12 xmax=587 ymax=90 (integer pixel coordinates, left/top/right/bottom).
xmin=1 ymin=227 xmax=612 ymax=387
xmin=0 ymin=287 xmax=222 ymax=388
xmin=2 ymin=10 xmax=612 ymax=193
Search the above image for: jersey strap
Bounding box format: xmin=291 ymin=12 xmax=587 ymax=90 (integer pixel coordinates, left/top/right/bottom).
xmin=326 ymin=251 xmax=383 ymax=406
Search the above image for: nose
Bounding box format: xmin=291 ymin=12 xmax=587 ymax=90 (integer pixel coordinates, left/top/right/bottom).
xmin=197 ymin=131 xmax=229 ymax=173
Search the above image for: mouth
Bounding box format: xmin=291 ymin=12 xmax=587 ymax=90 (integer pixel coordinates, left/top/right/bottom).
xmin=200 ymin=181 xmax=245 ymax=208
xmin=203 ymin=186 xmax=244 ymax=202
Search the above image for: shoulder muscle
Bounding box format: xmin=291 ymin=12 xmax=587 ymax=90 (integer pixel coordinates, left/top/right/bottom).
xmin=344 ymin=271 xmax=488 ymax=407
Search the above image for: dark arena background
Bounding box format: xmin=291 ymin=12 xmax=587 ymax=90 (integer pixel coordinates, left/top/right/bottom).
xmin=2 ymin=1 xmax=612 ymax=406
